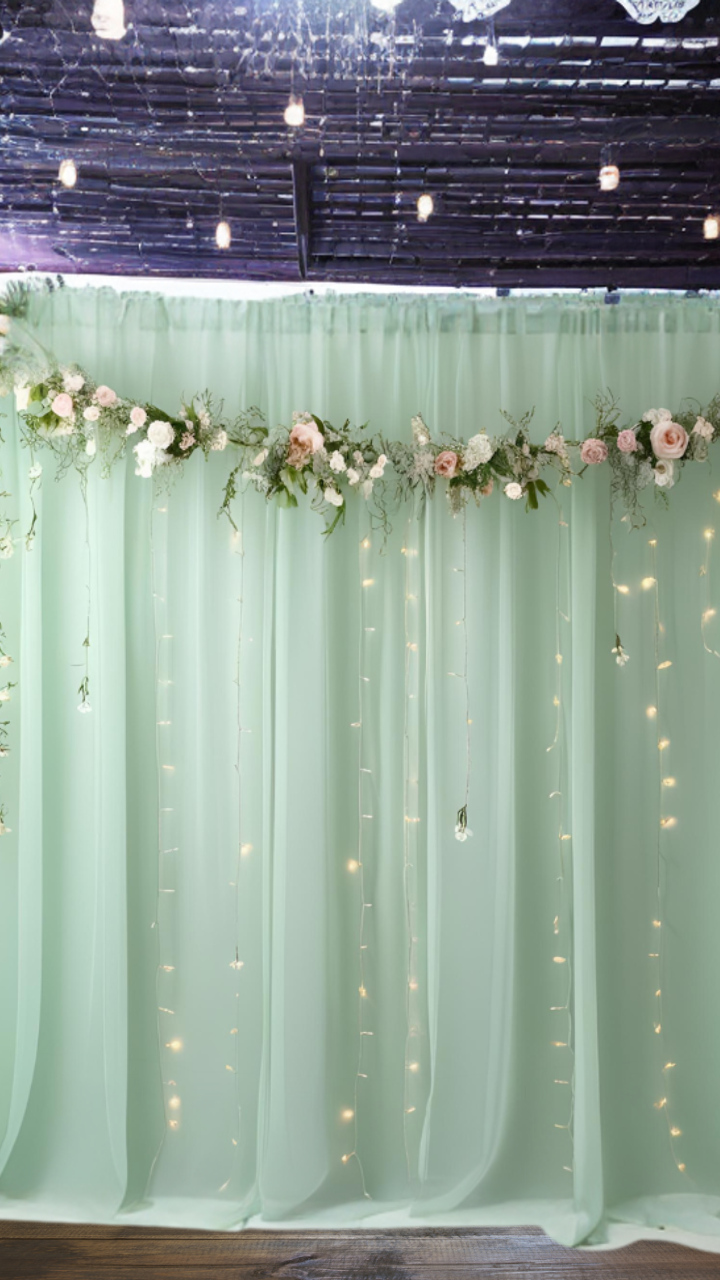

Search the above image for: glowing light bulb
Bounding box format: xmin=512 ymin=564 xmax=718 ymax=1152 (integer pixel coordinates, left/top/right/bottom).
xmin=483 ymin=41 xmax=499 ymax=66
xmin=664 ymin=1062 xmax=676 ymax=1070
xmin=359 ymin=985 xmax=367 ymax=998
xmin=361 ymin=538 xmax=370 ymax=549
xmin=341 ymin=1109 xmax=354 ymax=1120
xmin=641 ymin=577 xmax=656 ymax=590
xmin=662 ymin=777 xmax=676 ymax=788
xmin=347 ymin=859 xmax=359 ymax=872
xmin=408 ymin=1062 xmax=419 ymax=1072
xmin=678 ymin=1162 xmax=686 ymax=1172
xmin=704 ymin=215 xmax=720 ymax=241
xmin=215 ymin=221 xmax=231 ymax=250
xmin=661 ymin=816 xmax=677 ymax=829
xmin=705 ymin=528 xmax=715 ymax=541
xmin=166 ymin=1039 xmax=182 ymax=1051
xmin=646 ymin=706 xmax=657 ymax=719
xmin=58 ymin=158 xmax=77 ymax=188
xmin=599 ymin=164 xmax=620 ymax=192
xmin=652 ymin=920 xmax=662 ymax=928
xmin=241 ymin=843 xmax=253 ymax=856
xmin=91 ymin=0 xmax=126 ymax=39
xmin=655 ymin=1024 xmax=662 ymax=1034
xmin=703 ymin=609 xmax=716 ymax=622
xmin=616 ymin=584 xmax=630 ymax=595
xmin=553 ymin=956 xmax=567 ymax=964
xmin=169 ymin=1119 xmax=179 ymax=1130
xmin=341 ymin=1153 xmax=352 ymax=1163
xmin=169 ymin=1096 xmax=181 ymax=1110
xmin=362 ymin=578 xmax=374 ymax=587
xmin=416 ymin=193 xmax=434 ymax=222
xmin=671 ymin=1127 xmax=682 ymax=1137
xmin=658 ymin=738 xmax=670 ymax=750
xmin=284 ymin=97 xmax=305 ymax=128
xmin=655 ymin=1097 xmax=668 ymax=1109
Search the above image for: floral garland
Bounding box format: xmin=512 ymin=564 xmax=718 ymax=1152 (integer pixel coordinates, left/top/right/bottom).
xmin=1 ymin=278 xmax=720 ymax=835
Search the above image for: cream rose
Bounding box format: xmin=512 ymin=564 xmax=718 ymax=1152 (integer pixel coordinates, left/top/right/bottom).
xmin=581 ymin=438 xmax=608 ymax=465
xmin=147 ymin=420 xmax=175 ymax=449
xmin=434 ymin=450 xmax=459 ymax=478
xmin=504 ymin=482 xmax=523 ymax=500
xmin=650 ymin=420 xmax=688 ymax=460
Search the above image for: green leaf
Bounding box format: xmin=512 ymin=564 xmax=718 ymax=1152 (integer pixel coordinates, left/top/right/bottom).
xmin=525 ymin=482 xmax=539 ymax=511
xmin=535 ymin=478 xmax=550 ymax=496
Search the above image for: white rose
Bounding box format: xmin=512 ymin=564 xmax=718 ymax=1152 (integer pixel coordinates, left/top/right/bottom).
xmin=504 ymin=482 xmax=523 ymax=500
xmin=324 ymin=487 xmax=344 ymax=508
xmin=346 ymin=468 xmax=360 ymax=485
xmin=85 ymin=438 xmax=97 ymax=457
xmin=693 ymin=417 xmax=714 ymax=440
xmin=0 ymin=686 xmax=11 ymax=701
xmin=83 ymin=405 xmax=100 ymax=422
xmin=0 ymin=536 xmax=14 ymax=559
xmin=369 ymin=464 xmax=384 ymax=480
xmin=63 ymin=372 xmax=85 ymax=393
xmin=643 ymin=408 xmax=672 ymax=427
xmin=147 ymin=420 xmax=175 ymax=449
xmin=15 ymin=386 xmax=30 ymax=412
xmin=211 ymin=430 xmax=228 ymax=451
xmin=362 ymin=479 xmax=374 ymax=499
xmin=654 ymin=459 xmax=675 ymax=488
xmin=329 ymin=450 xmax=346 ymax=473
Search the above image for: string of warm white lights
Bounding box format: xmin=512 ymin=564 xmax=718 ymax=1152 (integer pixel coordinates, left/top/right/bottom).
xmin=220 ymin=507 xmax=248 ymax=1194
xmin=343 ymin=528 xmax=374 ymax=1198
xmin=401 ymin=518 xmax=422 ymax=1179
xmin=547 ymin=506 xmax=574 ymax=1179
xmin=146 ymin=494 xmax=183 ymax=1191
xmin=647 ymin=534 xmax=689 ymax=1182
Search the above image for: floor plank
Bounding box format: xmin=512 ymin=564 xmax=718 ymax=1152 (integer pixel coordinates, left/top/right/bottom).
xmin=0 ymin=1224 xmax=717 ymax=1279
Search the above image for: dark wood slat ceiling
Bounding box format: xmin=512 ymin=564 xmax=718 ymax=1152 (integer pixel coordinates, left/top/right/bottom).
xmin=0 ymin=0 xmax=719 ymax=285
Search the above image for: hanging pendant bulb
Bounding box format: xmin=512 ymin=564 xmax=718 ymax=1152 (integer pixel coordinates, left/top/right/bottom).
xmin=483 ymin=40 xmax=499 ymax=65
xmin=417 ymin=194 xmax=434 ymax=222
xmin=91 ymin=0 xmax=126 ymax=39
xmin=215 ymin=220 xmax=231 ymax=250
xmin=284 ymin=96 xmax=305 ymax=128
xmin=58 ymin=158 xmax=78 ymax=188
xmin=599 ymin=163 xmax=620 ymax=192
xmin=704 ymin=214 xmax=720 ymax=241
xmin=370 ymin=0 xmax=403 ymax=10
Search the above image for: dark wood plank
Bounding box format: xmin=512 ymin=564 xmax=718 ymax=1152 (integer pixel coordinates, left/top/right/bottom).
xmin=0 ymin=1224 xmax=718 ymax=1279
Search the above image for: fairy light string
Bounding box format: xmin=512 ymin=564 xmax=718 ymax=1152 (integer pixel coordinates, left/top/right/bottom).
xmin=342 ymin=524 xmax=373 ymax=1199
xmin=401 ymin=515 xmax=422 ymax=1181
xmin=647 ymin=533 xmax=689 ymax=1181
xmin=144 ymin=489 xmax=181 ymax=1198
xmin=547 ymin=504 xmax=575 ymax=1178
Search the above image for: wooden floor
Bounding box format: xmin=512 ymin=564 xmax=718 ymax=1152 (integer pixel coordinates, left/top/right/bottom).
xmin=0 ymin=1224 xmax=718 ymax=1279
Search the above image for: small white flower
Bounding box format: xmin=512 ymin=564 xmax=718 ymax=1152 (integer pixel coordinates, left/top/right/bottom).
xmin=85 ymin=438 xmax=97 ymax=457
xmin=134 ymin=438 xmax=157 ymax=478
xmin=198 ymin=409 xmax=211 ymax=430
xmin=211 ymin=429 xmax=228 ymax=451
xmin=0 ymin=687 xmax=11 ymax=702
xmin=369 ymin=464 xmax=384 ymax=480
xmin=353 ymin=451 xmax=365 ymax=465
xmin=0 ymin=536 xmax=14 ymax=559
xmin=126 ymin=424 xmax=139 ymax=435
xmin=504 ymin=482 xmax=523 ymax=500
xmin=329 ymin=450 xmax=346 ymax=473
xmin=612 ymin=644 xmax=630 ymax=667
xmin=253 ymin=449 xmax=268 ymax=467
xmin=454 ymin=825 xmax=473 ymax=842
xmin=83 ymin=405 xmax=100 ymax=422
xmin=78 ymin=702 xmax=92 ymax=714
xmin=377 ymin=454 xmax=387 ymax=467
xmin=346 ymin=468 xmax=360 ymax=485
xmin=464 ymin=432 xmax=494 ymax=469
xmin=28 ymin=463 xmax=42 ymax=480
xmin=693 ymin=416 xmax=714 ymax=440
xmin=324 ymin=486 xmax=344 ymax=508
xmin=63 ymin=372 xmax=85 ymax=393
xmin=654 ymin=459 xmax=675 ymax=489
xmin=0 ymin=820 xmax=11 ymax=835
xmin=14 ymin=386 xmax=30 ymax=412
xmin=643 ymin=408 xmax=672 ymax=427
xmin=0 ymin=655 xmax=12 ymax=667
xmin=362 ymin=479 xmax=374 ymax=499
xmin=148 ymin=420 xmax=175 ymax=449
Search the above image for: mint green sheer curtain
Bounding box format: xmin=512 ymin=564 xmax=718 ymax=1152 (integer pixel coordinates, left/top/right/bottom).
xmin=2 ymin=288 xmax=720 ymax=1248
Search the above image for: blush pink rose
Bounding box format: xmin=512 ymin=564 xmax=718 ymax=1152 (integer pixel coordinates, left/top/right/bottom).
xmin=617 ymin=429 xmax=638 ymax=454
xmin=581 ymin=438 xmax=608 ymax=465
xmin=434 ymin=450 xmax=459 ymax=478
xmin=480 ymin=480 xmax=494 ymax=496
xmin=51 ymin=392 xmax=74 ymax=418
xmin=650 ymin=419 xmax=688 ymax=460
xmin=94 ymin=385 xmax=117 ymax=408
xmin=130 ymin=406 xmax=147 ymax=428
xmin=287 ymin=419 xmax=323 ymax=467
